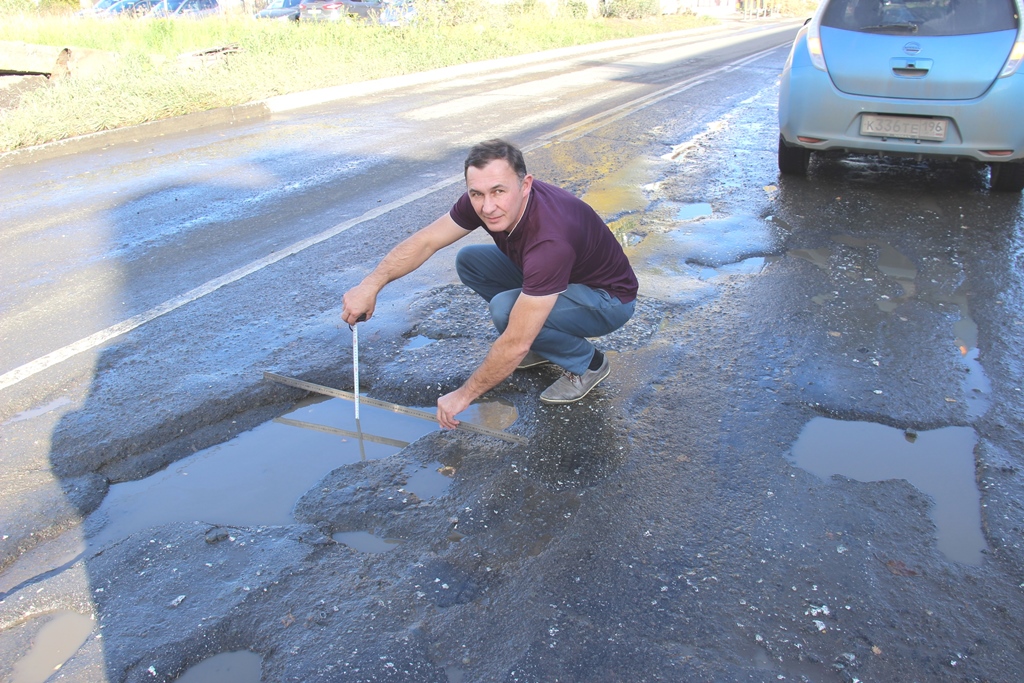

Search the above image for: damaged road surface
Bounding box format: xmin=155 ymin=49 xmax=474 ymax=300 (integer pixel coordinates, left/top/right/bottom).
xmin=3 ymin=17 xmax=1024 ymax=683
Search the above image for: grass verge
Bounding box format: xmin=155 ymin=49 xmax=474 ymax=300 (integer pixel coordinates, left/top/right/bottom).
xmin=0 ymin=3 xmax=719 ymax=152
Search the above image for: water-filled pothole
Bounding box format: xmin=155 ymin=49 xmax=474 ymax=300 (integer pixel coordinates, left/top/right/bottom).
xmin=11 ymin=393 xmax=513 ymax=674
xmin=84 ymin=397 xmax=517 ymax=551
xmin=949 ymin=295 xmax=992 ymax=419
xmin=698 ymin=256 xmax=775 ymax=280
xmin=9 ymin=611 xmax=93 ymax=683
xmin=579 ymin=158 xmax=650 ymax=220
xmin=790 ymin=238 xmax=991 ymax=417
xmin=403 ymin=335 xmax=435 ymax=350
xmin=404 ymin=461 xmax=454 ymax=499
xmin=675 ymin=201 xmax=713 ymax=222
xmin=790 ymin=417 xmax=984 ymax=564
xmin=332 ymin=531 xmax=403 ymax=553
xmin=173 ymin=651 xmax=262 ymax=683
xmin=1 ymin=397 xmax=73 ymax=427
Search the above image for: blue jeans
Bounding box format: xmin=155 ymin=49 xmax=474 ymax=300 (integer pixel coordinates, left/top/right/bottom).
xmin=455 ymin=244 xmax=636 ymax=375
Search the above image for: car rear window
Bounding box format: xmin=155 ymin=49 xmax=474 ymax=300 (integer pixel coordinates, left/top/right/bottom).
xmin=821 ymin=0 xmax=1019 ymax=36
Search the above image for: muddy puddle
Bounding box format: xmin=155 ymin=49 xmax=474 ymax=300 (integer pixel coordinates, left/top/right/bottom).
xmin=790 ymin=417 xmax=984 ymax=564
xmin=173 ymin=651 xmax=262 ymax=683
xmin=791 ymin=237 xmax=991 ymax=418
xmin=7 ymin=396 xmax=515 ymax=681
xmin=330 ymin=459 xmax=456 ymax=554
xmin=84 ymin=396 xmax=517 ymax=551
xmin=403 ymin=334 xmax=435 ymax=350
xmin=1 ymin=397 xmax=73 ymax=427
xmin=332 ymin=531 xmax=403 ymax=553
xmin=949 ymin=295 xmax=992 ymax=419
xmin=673 ymin=201 xmax=713 ymax=222
xmin=579 ymin=157 xmax=651 ymax=220
xmin=9 ymin=611 xmax=94 ymax=683
xmin=697 ymin=256 xmax=775 ymax=281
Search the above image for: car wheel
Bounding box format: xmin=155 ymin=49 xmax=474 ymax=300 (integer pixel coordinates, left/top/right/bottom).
xmin=778 ymin=135 xmax=811 ymax=176
xmin=989 ymin=162 xmax=1024 ymax=193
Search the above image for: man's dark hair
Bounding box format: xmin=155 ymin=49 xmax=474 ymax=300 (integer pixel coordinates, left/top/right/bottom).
xmin=464 ymin=139 xmax=528 ymax=181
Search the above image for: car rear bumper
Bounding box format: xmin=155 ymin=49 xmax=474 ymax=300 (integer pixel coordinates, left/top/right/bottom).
xmin=780 ymin=60 xmax=1024 ymax=164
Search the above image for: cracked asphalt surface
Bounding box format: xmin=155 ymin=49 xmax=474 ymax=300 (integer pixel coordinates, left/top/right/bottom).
xmin=2 ymin=21 xmax=1024 ymax=683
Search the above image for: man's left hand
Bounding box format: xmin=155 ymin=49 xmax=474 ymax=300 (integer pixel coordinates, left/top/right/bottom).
xmin=437 ymin=390 xmax=471 ymax=430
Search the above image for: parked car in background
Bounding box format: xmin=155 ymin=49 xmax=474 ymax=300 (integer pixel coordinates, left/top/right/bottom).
xmin=778 ymin=0 xmax=1024 ymax=192
xmin=255 ymin=0 xmax=301 ymax=19
xmin=148 ymin=0 xmax=222 ymax=18
xmin=298 ymin=0 xmax=382 ymax=22
xmin=75 ymin=0 xmax=120 ymax=16
xmin=96 ymin=0 xmax=158 ymax=18
xmin=377 ymin=0 xmax=414 ymax=26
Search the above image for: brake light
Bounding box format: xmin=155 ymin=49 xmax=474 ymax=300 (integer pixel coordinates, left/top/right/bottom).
xmin=1000 ymin=41 xmax=1024 ymax=77
xmin=322 ymin=1 xmax=344 ymax=7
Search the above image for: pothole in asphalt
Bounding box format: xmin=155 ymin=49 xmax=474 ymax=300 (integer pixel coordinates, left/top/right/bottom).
xmin=83 ymin=397 xmax=517 ymax=552
xmin=1 ymin=396 xmax=73 ymax=426
xmin=332 ymin=531 xmax=403 ymax=553
xmin=789 ymin=417 xmax=984 ymax=564
xmin=9 ymin=611 xmax=93 ymax=683
xmin=607 ymin=214 xmax=647 ymax=248
xmin=789 ymin=246 xmax=831 ymax=271
xmin=947 ymin=294 xmax=992 ymax=419
xmin=697 ymin=255 xmax=778 ymax=281
xmin=173 ymin=650 xmax=262 ymax=683
xmin=403 ymin=334 xmax=435 ymax=350
xmin=791 ymin=237 xmax=991 ymax=417
xmin=403 ymin=461 xmax=455 ymax=499
xmin=674 ymin=201 xmax=713 ymax=222
xmin=579 ymin=157 xmax=651 ymax=221
xmin=667 ymin=215 xmax=780 ymax=268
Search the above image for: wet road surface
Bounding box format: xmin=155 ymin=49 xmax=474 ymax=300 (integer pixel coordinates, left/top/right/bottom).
xmin=3 ymin=16 xmax=1024 ymax=683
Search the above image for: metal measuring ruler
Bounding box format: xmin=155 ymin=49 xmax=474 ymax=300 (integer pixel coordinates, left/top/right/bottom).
xmin=264 ymin=371 xmax=529 ymax=446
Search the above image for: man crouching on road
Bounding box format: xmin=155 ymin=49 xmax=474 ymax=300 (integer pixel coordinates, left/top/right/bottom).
xmin=341 ymin=139 xmax=638 ymax=430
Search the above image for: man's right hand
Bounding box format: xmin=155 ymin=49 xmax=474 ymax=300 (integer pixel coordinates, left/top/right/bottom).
xmin=341 ymin=283 xmax=378 ymax=325
xmin=339 ymin=213 xmax=468 ymax=326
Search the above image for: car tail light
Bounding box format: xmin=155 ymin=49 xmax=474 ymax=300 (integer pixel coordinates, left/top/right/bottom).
xmin=804 ymin=6 xmax=827 ymax=71
xmin=806 ymin=33 xmax=826 ymax=71
xmin=983 ymin=150 xmax=1015 ymax=156
xmin=323 ymin=1 xmax=344 ymax=7
xmin=1000 ymin=40 xmax=1024 ymax=78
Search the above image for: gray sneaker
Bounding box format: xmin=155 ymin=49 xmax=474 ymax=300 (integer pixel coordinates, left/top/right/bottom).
xmin=517 ymin=350 xmax=551 ymax=370
xmin=539 ymin=355 xmax=610 ymax=404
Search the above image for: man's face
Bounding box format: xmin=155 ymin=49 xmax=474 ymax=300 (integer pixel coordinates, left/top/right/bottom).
xmin=466 ymin=159 xmax=533 ymax=234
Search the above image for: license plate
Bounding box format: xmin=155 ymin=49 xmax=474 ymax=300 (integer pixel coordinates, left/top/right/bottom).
xmin=860 ymin=114 xmax=947 ymax=141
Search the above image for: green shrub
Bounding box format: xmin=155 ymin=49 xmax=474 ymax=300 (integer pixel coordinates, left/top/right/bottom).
xmin=412 ymin=0 xmax=490 ymax=28
xmin=777 ymin=0 xmax=818 ymax=16
xmin=0 ymin=0 xmax=37 ymax=12
xmin=560 ymin=0 xmax=589 ymax=19
xmin=601 ymin=0 xmax=658 ymax=20
xmin=40 ymin=0 xmax=79 ymax=10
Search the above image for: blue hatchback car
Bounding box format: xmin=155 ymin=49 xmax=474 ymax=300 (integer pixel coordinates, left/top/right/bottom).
xmin=778 ymin=0 xmax=1024 ymax=191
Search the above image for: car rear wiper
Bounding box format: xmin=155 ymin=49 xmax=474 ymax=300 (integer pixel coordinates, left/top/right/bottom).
xmin=859 ymin=22 xmax=920 ymax=34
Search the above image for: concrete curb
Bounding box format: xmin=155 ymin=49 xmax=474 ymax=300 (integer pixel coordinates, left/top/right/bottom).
xmin=0 ymin=19 xmax=795 ymax=166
